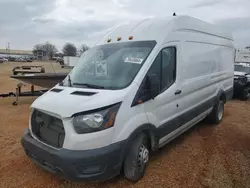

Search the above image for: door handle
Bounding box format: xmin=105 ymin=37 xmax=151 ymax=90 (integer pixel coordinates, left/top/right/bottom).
xmin=175 ymin=90 xmax=182 ymax=95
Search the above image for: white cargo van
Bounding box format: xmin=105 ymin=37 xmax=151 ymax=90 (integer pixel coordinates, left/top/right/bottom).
xmin=21 ymin=15 xmax=234 ymax=182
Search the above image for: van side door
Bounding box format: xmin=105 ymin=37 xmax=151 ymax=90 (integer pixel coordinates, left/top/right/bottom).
xmin=132 ymin=44 xmax=182 ymax=142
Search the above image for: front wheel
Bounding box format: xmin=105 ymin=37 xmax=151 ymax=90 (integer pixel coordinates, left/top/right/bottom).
xmin=123 ymin=133 xmax=149 ymax=182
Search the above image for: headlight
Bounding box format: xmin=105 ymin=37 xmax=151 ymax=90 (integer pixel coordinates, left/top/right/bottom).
xmin=72 ymin=103 xmax=121 ymax=134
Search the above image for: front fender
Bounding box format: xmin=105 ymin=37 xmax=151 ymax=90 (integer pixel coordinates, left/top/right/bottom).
xmin=112 ymin=112 xmax=150 ymax=143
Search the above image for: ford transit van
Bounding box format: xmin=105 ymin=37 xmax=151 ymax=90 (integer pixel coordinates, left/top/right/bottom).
xmin=21 ymin=15 xmax=234 ymax=182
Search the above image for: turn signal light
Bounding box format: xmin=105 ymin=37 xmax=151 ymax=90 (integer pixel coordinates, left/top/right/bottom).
xmin=104 ymin=112 xmax=116 ymax=128
xmin=138 ymin=100 xmax=143 ymax=104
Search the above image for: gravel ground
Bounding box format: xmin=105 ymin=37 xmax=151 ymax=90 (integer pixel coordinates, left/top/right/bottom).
xmin=1 ymin=62 xmax=250 ymax=188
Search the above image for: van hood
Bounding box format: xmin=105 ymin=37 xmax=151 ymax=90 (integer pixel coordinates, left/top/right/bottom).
xmin=31 ymin=85 xmax=131 ymax=118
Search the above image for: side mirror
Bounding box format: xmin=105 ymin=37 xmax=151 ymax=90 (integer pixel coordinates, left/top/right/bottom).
xmin=146 ymin=74 xmax=160 ymax=99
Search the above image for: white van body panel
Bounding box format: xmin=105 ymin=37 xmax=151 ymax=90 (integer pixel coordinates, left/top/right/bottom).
xmin=143 ymin=41 xmax=182 ymax=129
xmin=97 ymin=16 xmax=232 ymax=46
xmin=29 ymin=15 xmax=234 ymax=151
xmin=31 ymin=84 xmax=134 ymax=118
xmin=29 ymin=114 xmax=115 ymax=150
xmin=62 ymin=119 xmax=115 ymax=150
xmin=159 ymin=107 xmax=213 ymax=147
xmin=112 ymin=112 xmax=149 ymax=143
xmin=110 ymin=16 xmax=234 ymax=145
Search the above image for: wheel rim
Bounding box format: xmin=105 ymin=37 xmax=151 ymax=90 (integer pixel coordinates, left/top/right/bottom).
xmin=218 ymin=102 xmax=224 ymax=121
xmin=138 ymin=144 xmax=149 ymax=168
xmin=246 ymin=90 xmax=250 ymax=98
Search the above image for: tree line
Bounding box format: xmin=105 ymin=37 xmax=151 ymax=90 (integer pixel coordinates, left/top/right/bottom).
xmin=33 ymin=42 xmax=90 ymax=59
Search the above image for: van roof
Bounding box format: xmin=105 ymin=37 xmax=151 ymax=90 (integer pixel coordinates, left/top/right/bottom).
xmin=96 ymin=15 xmax=233 ymax=46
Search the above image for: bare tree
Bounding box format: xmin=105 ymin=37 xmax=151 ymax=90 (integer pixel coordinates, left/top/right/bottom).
xmin=43 ymin=42 xmax=58 ymax=59
xmin=33 ymin=44 xmax=44 ymax=51
xmin=78 ymin=44 xmax=89 ymax=56
xmin=63 ymin=43 xmax=77 ymax=56
xmin=33 ymin=42 xmax=58 ymax=59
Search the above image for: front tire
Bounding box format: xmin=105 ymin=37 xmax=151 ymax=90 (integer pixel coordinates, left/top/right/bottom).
xmin=207 ymin=99 xmax=224 ymax=124
xmin=123 ymin=133 xmax=149 ymax=182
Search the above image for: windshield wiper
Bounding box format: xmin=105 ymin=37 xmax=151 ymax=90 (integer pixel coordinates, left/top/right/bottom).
xmin=72 ymin=83 xmax=105 ymax=89
xmin=68 ymin=75 xmax=72 ymax=87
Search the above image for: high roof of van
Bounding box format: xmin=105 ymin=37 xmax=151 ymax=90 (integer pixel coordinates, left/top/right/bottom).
xmin=95 ymin=15 xmax=233 ymax=46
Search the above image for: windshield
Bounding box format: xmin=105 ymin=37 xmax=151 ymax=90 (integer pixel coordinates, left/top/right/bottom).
xmin=63 ymin=41 xmax=156 ymax=89
xmin=235 ymin=65 xmax=250 ymax=74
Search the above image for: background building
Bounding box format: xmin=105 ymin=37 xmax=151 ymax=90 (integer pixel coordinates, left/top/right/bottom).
xmin=33 ymin=49 xmax=49 ymax=61
xmin=0 ymin=49 xmax=33 ymax=58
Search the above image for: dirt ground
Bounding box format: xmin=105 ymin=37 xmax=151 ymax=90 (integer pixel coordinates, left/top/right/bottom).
xmin=0 ymin=61 xmax=250 ymax=188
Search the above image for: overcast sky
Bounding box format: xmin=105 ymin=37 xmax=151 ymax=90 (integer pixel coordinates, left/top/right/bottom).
xmin=0 ymin=0 xmax=249 ymax=51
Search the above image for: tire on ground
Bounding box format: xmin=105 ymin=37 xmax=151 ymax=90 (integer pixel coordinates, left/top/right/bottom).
xmin=206 ymin=99 xmax=224 ymax=125
xmin=241 ymin=87 xmax=250 ymax=101
xmin=123 ymin=132 xmax=150 ymax=182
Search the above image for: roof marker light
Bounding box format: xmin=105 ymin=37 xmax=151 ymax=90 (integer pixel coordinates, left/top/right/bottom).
xmin=117 ymin=37 xmax=122 ymax=41
xmin=129 ymin=36 xmax=133 ymax=40
xmin=107 ymin=39 xmax=111 ymax=43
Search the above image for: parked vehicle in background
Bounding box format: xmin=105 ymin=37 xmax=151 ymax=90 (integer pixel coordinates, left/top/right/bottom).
xmin=235 ymin=49 xmax=250 ymax=64
xmin=8 ymin=56 xmax=17 ymax=61
xmin=234 ymin=63 xmax=250 ymax=100
xmin=62 ymin=56 xmax=80 ymax=68
xmin=0 ymin=58 xmax=4 ymax=63
xmin=14 ymin=58 xmax=20 ymax=62
xmin=2 ymin=58 xmax=8 ymax=62
xmin=26 ymin=58 xmax=33 ymax=62
xmin=21 ymin=15 xmax=234 ymax=182
xmin=15 ymin=58 xmax=27 ymax=62
xmin=56 ymin=57 xmax=64 ymax=65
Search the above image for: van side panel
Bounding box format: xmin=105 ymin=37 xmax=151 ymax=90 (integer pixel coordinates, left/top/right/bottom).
xmin=111 ymin=20 xmax=234 ymax=146
xmin=176 ymin=31 xmax=234 ymax=124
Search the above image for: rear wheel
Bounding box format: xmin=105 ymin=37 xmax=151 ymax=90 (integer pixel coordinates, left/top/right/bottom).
xmin=123 ymin=133 xmax=149 ymax=182
xmin=207 ymin=99 xmax=224 ymax=124
xmin=241 ymin=87 xmax=250 ymax=101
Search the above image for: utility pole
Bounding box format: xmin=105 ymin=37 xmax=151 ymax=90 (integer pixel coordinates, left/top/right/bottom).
xmin=8 ymin=43 xmax=10 ymax=57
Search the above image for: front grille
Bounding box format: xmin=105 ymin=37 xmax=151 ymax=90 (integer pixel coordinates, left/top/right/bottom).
xmin=31 ymin=110 xmax=65 ymax=148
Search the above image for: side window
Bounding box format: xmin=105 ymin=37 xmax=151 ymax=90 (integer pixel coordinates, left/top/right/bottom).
xmin=132 ymin=46 xmax=176 ymax=106
xmin=147 ymin=52 xmax=161 ymax=86
xmin=161 ymin=47 xmax=176 ymax=91
xmin=137 ymin=53 xmax=161 ymax=101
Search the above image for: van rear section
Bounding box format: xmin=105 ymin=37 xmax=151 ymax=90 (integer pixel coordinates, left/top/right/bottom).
xmin=21 ymin=15 xmax=234 ymax=182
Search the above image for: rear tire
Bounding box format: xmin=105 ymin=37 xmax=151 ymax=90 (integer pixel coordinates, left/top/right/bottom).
xmin=123 ymin=133 xmax=149 ymax=182
xmin=207 ymin=99 xmax=224 ymax=124
xmin=241 ymin=87 xmax=250 ymax=101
